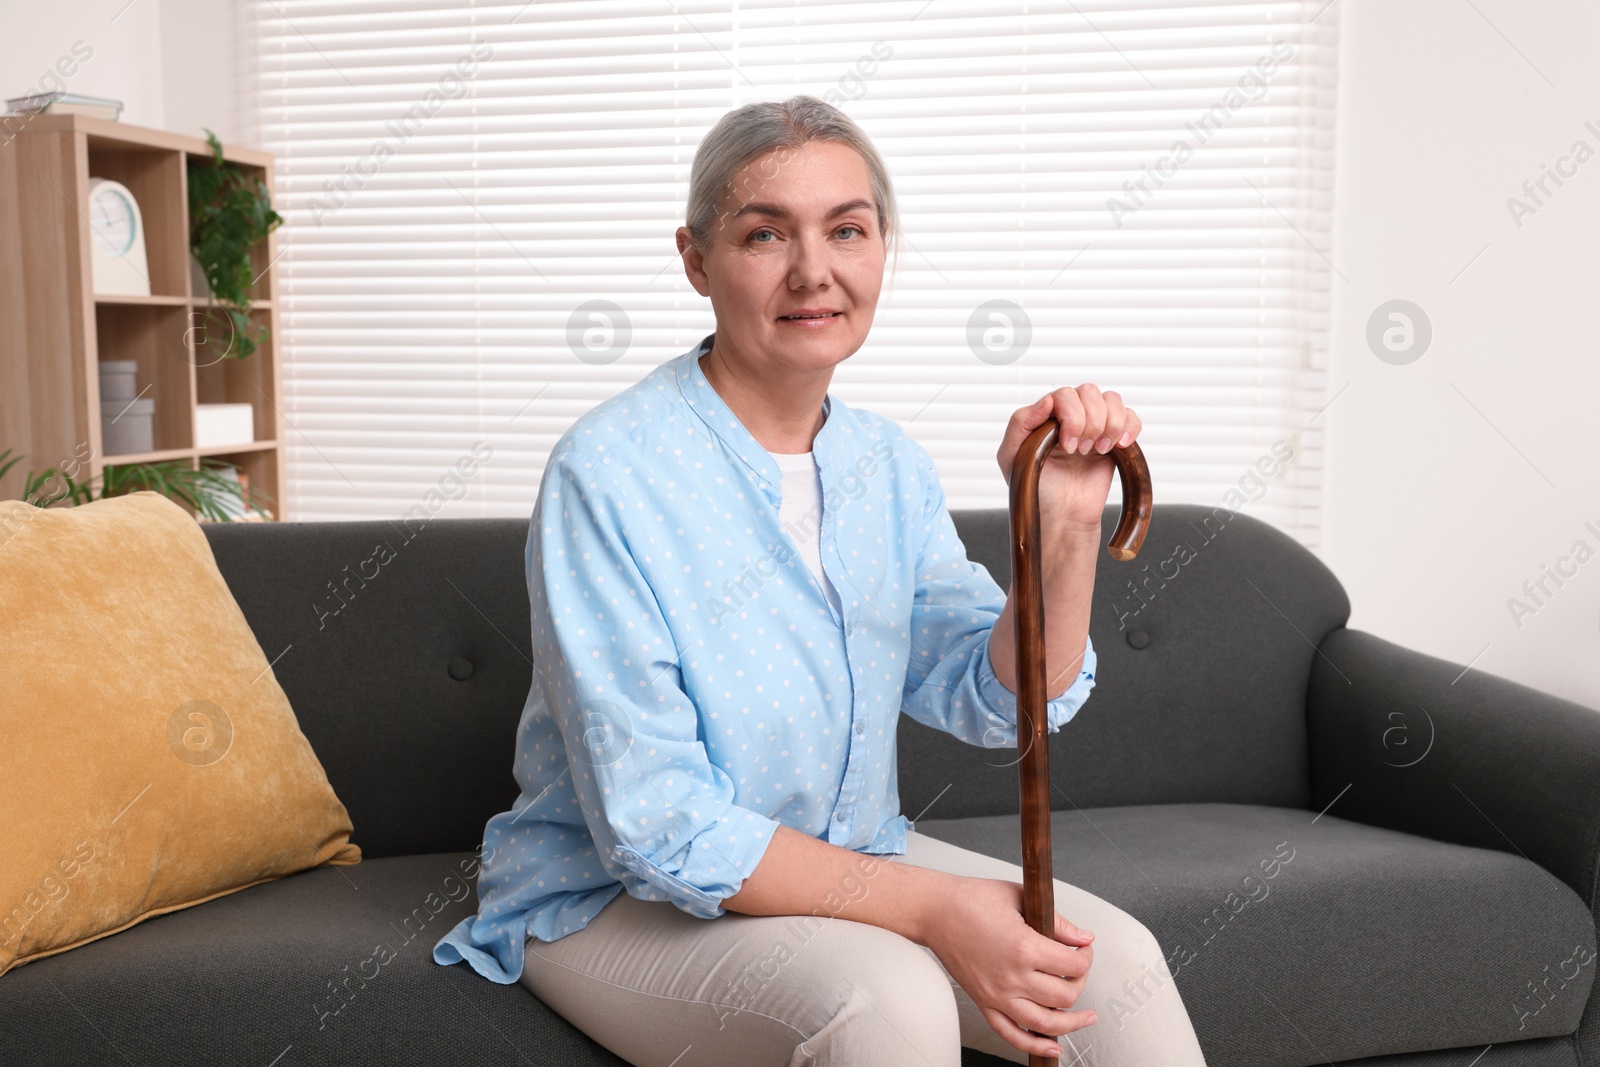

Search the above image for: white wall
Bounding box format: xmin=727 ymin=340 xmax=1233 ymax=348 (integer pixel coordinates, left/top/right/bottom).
xmin=0 ymin=0 xmax=239 ymax=143
xmin=0 ymin=0 xmax=166 ymax=127
xmin=159 ymin=0 xmax=239 ymax=145
xmin=1324 ymin=0 xmax=1600 ymax=710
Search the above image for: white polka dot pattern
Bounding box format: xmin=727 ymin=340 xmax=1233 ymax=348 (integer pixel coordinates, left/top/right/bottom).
xmin=432 ymin=334 xmax=1096 ymax=985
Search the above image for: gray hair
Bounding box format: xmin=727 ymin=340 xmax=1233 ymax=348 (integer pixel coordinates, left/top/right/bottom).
xmin=685 ymin=94 xmax=900 ymax=284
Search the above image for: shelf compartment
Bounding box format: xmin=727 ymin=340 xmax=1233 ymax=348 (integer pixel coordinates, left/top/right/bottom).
xmin=93 ymin=303 xmax=195 ymax=456
xmin=193 ymin=305 xmax=277 ymax=446
xmin=85 ymin=145 xmax=189 ymax=299
xmin=185 ymin=152 xmax=275 ymax=306
xmin=201 ymin=447 xmax=279 ymax=521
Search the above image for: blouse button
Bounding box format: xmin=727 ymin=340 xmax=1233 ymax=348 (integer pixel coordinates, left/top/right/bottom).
xmin=853 ymin=722 xmax=865 ymax=737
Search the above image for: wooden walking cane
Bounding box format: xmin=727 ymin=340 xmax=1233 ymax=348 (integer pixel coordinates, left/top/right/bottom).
xmin=1008 ymin=418 xmax=1152 ymax=1066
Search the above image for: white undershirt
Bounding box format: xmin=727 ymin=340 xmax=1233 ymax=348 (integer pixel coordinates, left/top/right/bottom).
xmin=767 ymin=449 xmax=843 ymax=618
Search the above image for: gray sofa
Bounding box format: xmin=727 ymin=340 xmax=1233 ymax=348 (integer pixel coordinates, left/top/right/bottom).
xmin=3 ymin=503 xmax=1597 ymax=1067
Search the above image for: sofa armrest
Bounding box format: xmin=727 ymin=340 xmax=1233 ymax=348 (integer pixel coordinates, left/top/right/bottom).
xmin=1307 ymin=626 xmax=1600 ymax=912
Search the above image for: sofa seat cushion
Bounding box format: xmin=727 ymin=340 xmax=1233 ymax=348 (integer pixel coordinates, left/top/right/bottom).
xmin=917 ymin=802 xmax=1596 ymax=1067
xmin=0 ymin=854 xmax=626 ymax=1067
xmin=6 ymin=813 xmax=1591 ymax=1067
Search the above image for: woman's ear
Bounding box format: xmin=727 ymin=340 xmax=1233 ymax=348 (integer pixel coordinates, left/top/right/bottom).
xmin=676 ymin=226 xmax=712 ymax=297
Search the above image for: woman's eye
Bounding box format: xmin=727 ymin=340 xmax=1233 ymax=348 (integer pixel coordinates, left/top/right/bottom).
xmin=748 ymin=225 xmax=863 ymax=243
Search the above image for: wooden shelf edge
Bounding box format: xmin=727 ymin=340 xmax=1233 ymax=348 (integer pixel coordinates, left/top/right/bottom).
xmin=18 ymin=113 xmax=274 ymax=168
xmin=98 ymin=441 xmax=283 ymax=463
xmin=95 ymin=293 xmax=189 ymax=307
xmin=99 ymin=447 xmax=195 ymax=465
xmin=196 ymin=440 xmax=277 ymax=457
xmin=96 ymin=442 xmax=280 ymax=465
xmin=189 ymin=297 xmax=273 ymax=310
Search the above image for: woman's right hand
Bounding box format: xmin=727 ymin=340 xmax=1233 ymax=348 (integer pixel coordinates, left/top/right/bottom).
xmin=920 ymin=874 xmax=1098 ymax=1059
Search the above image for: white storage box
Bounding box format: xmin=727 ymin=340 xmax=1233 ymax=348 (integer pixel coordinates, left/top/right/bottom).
xmin=195 ymin=403 xmax=256 ymax=448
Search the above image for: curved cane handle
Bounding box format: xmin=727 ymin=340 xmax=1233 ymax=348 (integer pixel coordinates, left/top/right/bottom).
xmin=1007 ymin=419 xmax=1151 ymax=1066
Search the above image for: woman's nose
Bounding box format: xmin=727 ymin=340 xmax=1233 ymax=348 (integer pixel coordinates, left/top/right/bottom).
xmin=787 ymin=232 xmax=833 ymax=288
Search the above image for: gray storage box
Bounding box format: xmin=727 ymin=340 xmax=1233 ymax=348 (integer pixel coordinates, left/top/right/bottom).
xmin=100 ymin=397 xmax=154 ymax=454
xmin=98 ymin=360 xmax=139 ymax=402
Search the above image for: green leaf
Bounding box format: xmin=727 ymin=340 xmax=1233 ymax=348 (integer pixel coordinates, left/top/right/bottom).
xmin=188 ymin=128 xmax=283 ymax=360
xmin=7 ymin=445 xmax=261 ymax=521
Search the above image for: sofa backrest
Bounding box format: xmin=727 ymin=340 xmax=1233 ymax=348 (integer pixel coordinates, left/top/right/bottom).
xmin=896 ymin=503 xmax=1350 ymax=826
xmin=205 ymin=516 xmax=532 ymax=860
xmin=203 ymin=501 xmax=1348 ymax=859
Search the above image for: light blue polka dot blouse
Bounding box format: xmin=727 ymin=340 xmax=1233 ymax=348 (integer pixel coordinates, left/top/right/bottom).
xmin=433 ymin=333 xmax=1097 ymax=984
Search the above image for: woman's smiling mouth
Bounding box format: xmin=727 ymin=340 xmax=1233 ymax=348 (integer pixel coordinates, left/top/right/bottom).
xmin=779 ymin=310 xmax=843 ymax=326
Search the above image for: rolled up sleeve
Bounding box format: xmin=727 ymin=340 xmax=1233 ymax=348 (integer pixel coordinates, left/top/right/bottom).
xmin=535 ymin=444 xmax=781 ymax=919
xmin=976 ymin=631 xmax=1097 ymax=743
xmin=897 ymin=439 xmax=1098 ymax=748
xmin=606 ymin=807 xmax=781 ymax=918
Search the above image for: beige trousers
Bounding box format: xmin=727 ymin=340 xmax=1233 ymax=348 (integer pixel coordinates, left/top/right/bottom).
xmin=520 ymin=829 xmax=1209 ymax=1066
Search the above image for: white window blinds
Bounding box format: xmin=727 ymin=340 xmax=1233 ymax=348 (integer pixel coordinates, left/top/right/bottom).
xmin=245 ymin=1 xmax=1338 ymax=547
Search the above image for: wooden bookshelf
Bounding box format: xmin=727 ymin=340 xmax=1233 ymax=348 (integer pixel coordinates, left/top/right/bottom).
xmin=0 ymin=114 xmax=285 ymax=517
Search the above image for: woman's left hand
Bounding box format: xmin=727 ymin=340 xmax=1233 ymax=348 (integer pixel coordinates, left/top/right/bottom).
xmin=995 ymin=385 xmax=1142 ymax=532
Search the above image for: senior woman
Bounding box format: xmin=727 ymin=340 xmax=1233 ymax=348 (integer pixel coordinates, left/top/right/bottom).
xmin=434 ymin=96 xmax=1208 ymax=1066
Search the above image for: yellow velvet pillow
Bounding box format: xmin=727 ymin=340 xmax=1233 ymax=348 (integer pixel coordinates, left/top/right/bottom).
xmin=0 ymin=491 xmax=360 ymax=977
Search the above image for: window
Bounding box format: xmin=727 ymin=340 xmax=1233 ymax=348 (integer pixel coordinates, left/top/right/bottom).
xmin=246 ymin=0 xmax=1338 ymax=546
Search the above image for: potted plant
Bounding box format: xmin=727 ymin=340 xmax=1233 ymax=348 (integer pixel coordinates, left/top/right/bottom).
xmin=187 ymin=129 xmax=284 ymax=360
xmin=0 ymin=448 xmax=273 ymax=522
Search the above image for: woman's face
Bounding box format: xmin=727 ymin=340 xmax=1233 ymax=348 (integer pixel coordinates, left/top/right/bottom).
xmin=679 ymin=139 xmax=887 ymax=376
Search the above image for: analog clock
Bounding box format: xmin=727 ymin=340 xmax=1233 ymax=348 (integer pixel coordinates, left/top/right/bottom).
xmin=87 ymin=177 xmax=151 ymax=297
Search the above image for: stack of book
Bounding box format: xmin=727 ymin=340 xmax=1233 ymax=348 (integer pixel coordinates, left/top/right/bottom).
xmin=5 ymin=91 xmax=122 ymax=121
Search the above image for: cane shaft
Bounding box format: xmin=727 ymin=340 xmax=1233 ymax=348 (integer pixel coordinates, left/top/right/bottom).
xmin=1008 ymin=421 xmax=1151 ymax=1066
